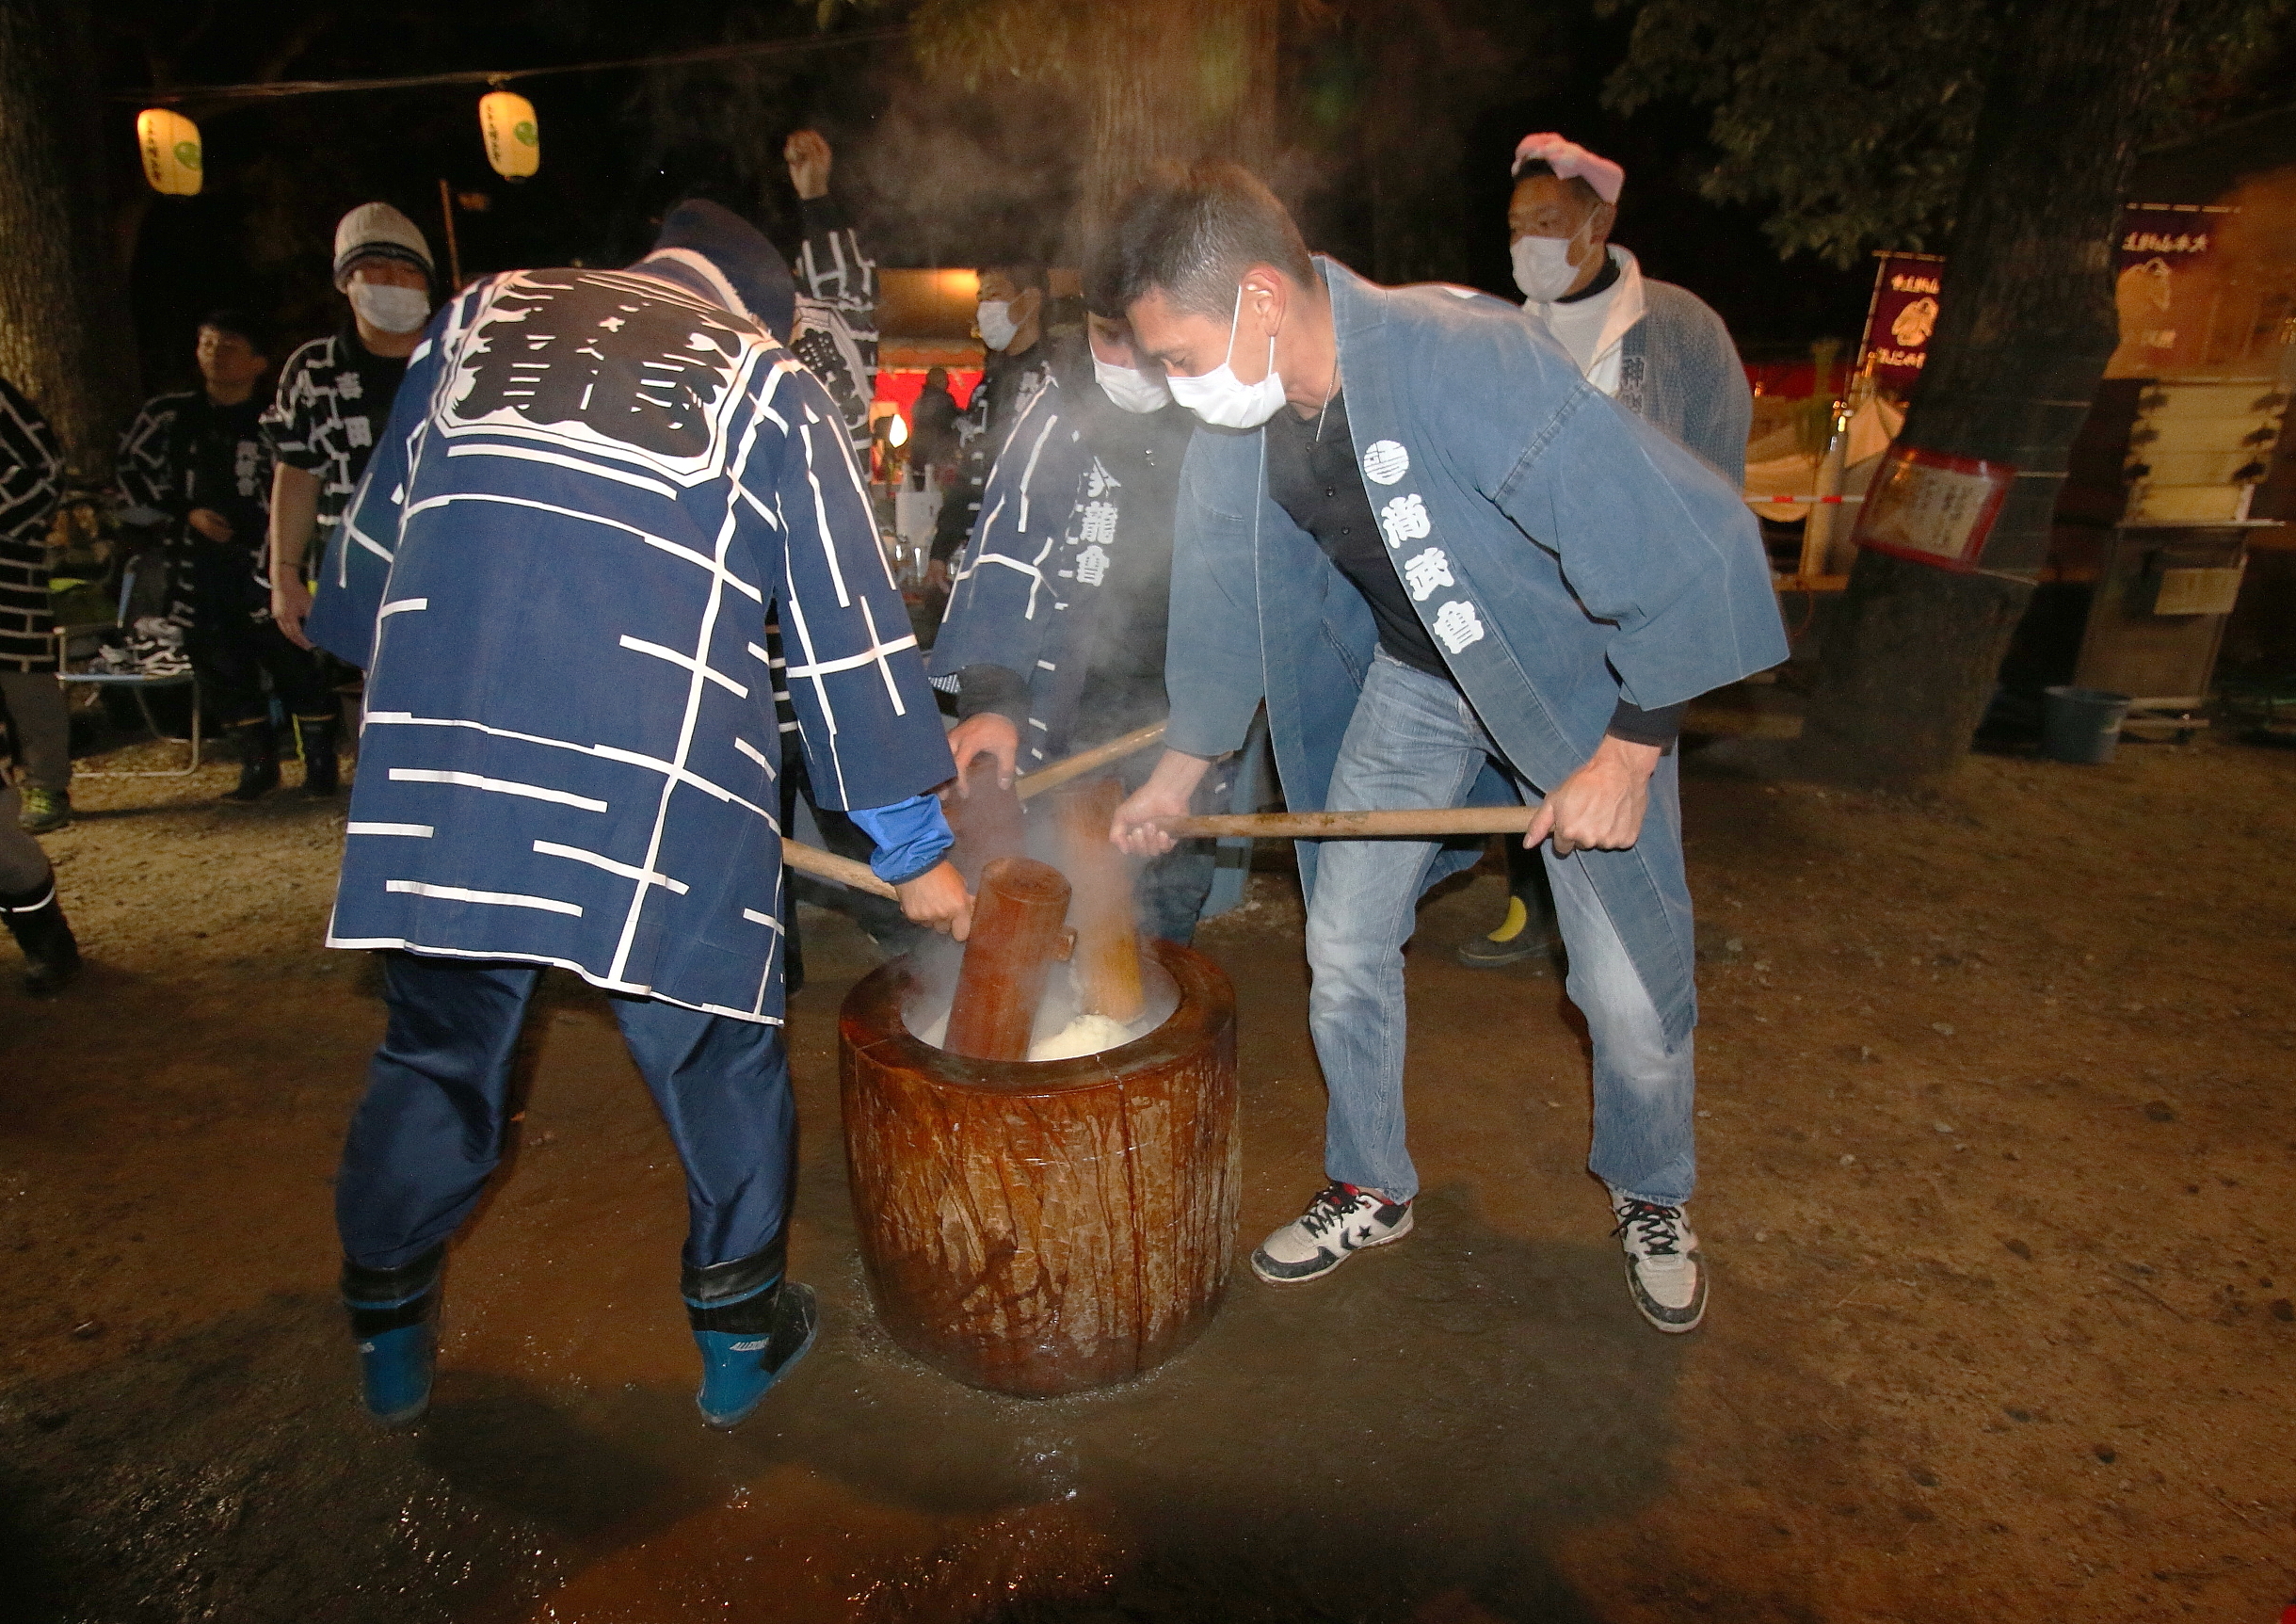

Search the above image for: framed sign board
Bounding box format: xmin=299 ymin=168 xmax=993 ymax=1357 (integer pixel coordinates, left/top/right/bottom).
xmin=1852 ymin=445 xmax=2016 ymax=571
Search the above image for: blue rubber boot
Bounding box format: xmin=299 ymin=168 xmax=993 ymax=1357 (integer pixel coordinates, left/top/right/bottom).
xmin=684 ymin=1240 xmax=818 ymax=1431
xmin=343 ymin=1245 xmax=444 ymax=1428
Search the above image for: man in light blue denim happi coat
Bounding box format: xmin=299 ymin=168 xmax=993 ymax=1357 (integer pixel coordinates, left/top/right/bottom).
xmin=1107 ymin=166 xmax=1785 ymax=1333
xmin=308 ymin=201 xmax=970 ymax=1433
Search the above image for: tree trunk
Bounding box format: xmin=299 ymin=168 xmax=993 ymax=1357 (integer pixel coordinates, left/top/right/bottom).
xmin=0 ymin=0 xmax=139 ymax=482
xmin=1799 ymin=0 xmax=2179 ymax=788
xmin=1074 ymin=0 xmax=1278 ymax=249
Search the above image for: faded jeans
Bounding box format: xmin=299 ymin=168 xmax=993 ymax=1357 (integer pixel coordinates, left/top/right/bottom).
xmin=1304 ymin=652 xmax=1697 ymax=1208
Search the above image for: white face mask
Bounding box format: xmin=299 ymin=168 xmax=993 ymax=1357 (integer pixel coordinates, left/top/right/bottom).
xmin=976 ymin=298 xmax=1019 ymax=352
xmin=1510 ymin=215 xmax=1596 ymax=303
xmin=348 ymin=281 xmax=432 ymax=334
xmin=1093 ymin=351 xmax=1172 ymax=414
xmin=1164 ymin=285 xmax=1287 ymax=430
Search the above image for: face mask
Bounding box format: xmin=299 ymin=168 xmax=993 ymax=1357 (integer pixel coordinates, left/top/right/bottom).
xmin=348 ymin=281 xmax=432 ymax=334
xmin=1164 ymin=285 xmax=1287 ymax=430
xmin=1510 ymin=215 xmax=1595 ymax=303
xmin=976 ymin=299 xmax=1019 ymax=352
xmin=1093 ymin=351 xmax=1172 ymax=414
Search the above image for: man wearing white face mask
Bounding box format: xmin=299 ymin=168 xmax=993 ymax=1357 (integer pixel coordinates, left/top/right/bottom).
xmin=931 ymin=304 xmax=1221 ymax=941
xmin=1465 ymin=135 xmax=1753 ymax=968
xmin=263 ymin=203 xmax=437 ymax=667
xmin=928 ymin=264 xmax=1055 ymax=577
xmin=1107 ymin=164 xmax=1784 ymax=1334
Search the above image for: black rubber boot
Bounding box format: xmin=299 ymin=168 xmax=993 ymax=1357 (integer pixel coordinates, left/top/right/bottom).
xmin=297 ymin=714 xmax=341 ymax=796
xmin=2 ymin=874 xmax=80 ymax=995
xmin=223 ymin=717 xmax=280 ymax=802
xmin=343 ymin=1245 xmax=445 ymax=1427
xmin=683 ymin=1235 xmax=818 ymax=1430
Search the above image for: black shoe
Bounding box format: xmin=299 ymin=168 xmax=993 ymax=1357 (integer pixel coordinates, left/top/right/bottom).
xmin=2 ymin=874 xmax=80 ymax=995
xmin=297 ymin=715 xmax=341 ymax=796
xmin=223 ymin=719 xmax=280 ymax=802
xmin=1456 ymin=892 xmax=1561 ymax=968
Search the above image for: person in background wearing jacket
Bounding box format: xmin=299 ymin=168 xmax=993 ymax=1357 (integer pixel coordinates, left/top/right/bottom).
xmin=0 ymin=374 xmax=78 ymax=991
xmin=1461 ymin=133 xmax=1754 ymax=969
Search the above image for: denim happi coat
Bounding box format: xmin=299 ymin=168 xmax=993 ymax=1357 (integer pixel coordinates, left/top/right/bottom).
xmin=1164 ymin=258 xmax=1786 ymax=1043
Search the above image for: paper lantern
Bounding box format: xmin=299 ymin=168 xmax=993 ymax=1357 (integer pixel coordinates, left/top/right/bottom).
xmin=136 ymin=108 xmax=202 ymax=197
xmin=478 ymin=90 xmax=540 ymax=182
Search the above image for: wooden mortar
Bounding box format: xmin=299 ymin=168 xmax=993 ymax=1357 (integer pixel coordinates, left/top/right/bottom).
xmin=840 ymin=939 xmax=1239 ymax=1397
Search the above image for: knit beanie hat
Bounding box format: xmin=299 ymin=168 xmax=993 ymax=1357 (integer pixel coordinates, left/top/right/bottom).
xmin=641 ymin=199 xmax=796 ymax=342
xmin=332 ymin=202 xmax=436 ymax=287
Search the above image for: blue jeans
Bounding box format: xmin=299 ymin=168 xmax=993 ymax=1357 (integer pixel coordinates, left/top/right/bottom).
xmin=1303 ymin=653 xmax=1697 ymax=1208
xmin=336 ymin=951 xmax=795 ymax=1272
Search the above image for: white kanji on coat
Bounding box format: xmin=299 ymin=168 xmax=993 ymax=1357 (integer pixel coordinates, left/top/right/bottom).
xmin=1402 ymin=547 xmax=1453 ymax=602
xmin=1074 ymin=543 xmax=1112 ymax=586
xmin=1379 ymin=492 xmax=1431 ymax=549
xmin=1084 ymin=458 xmax=1119 ymax=500
xmin=1362 ymin=439 xmax=1409 ymax=485
xmin=345 ymin=415 xmax=373 ymax=450
xmin=1075 ymin=499 xmax=1117 ymax=548
xmin=1431 ymin=599 xmax=1484 ymax=654
xmin=334 ymin=372 xmax=363 ymax=400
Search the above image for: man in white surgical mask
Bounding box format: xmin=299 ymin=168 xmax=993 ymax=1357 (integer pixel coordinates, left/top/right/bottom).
xmin=928 ymin=264 xmax=1054 ymax=581
xmin=264 ymin=202 xmax=438 ymax=666
xmin=1463 ymin=134 xmax=1753 ymax=969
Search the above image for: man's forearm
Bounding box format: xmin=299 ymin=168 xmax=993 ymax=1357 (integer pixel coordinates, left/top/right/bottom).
xmin=268 ymin=465 xmax=323 ymax=583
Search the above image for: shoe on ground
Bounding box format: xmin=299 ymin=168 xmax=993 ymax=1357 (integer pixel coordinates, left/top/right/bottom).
xmin=1251 ymin=1183 xmax=1414 ymax=1284
xmin=1455 ymin=892 xmax=1559 ymax=968
xmin=17 ymin=787 xmax=71 ymax=835
xmin=694 ymin=1281 xmax=819 ymax=1429
xmin=1614 ymin=1198 xmax=1707 ymax=1333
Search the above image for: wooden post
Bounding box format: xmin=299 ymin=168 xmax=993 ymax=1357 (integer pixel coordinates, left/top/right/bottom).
xmin=840 ymin=939 xmax=1239 ymax=1396
xmin=941 ymin=856 xmax=1070 ymax=1062
xmin=1053 ymin=778 xmax=1144 ymax=1021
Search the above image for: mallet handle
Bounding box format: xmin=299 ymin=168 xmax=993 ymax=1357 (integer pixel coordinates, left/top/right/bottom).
xmin=782 ymin=836 xmax=900 ymax=900
xmin=1154 ymin=807 xmax=1537 ymax=839
xmin=1013 ymin=722 xmax=1167 ymax=800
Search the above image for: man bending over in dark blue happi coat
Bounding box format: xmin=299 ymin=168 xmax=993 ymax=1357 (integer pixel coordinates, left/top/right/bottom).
xmin=1107 ymin=165 xmax=1786 ymax=1334
xmin=307 ymin=200 xmax=971 ymax=1431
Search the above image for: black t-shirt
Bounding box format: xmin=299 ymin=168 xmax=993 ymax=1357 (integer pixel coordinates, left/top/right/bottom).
xmin=1265 ymin=392 xmax=1451 ymax=679
xmin=1264 ymin=389 xmax=1684 ymax=748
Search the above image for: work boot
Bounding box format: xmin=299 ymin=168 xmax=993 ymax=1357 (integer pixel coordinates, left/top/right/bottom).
xmin=343 ymin=1245 xmax=445 ymax=1427
xmin=16 ymin=786 xmax=72 ymax=834
xmin=222 ymin=717 xmax=280 ymax=802
xmin=296 ymin=714 xmax=341 ymax=796
xmin=1455 ymin=890 xmax=1562 ymax=968
xmin=683 ymin=1239 xmax=818 ymax=1430
xmin=1 ymin=874 xmax=81 ymax=995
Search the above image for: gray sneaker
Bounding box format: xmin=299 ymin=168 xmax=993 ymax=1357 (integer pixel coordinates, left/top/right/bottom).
xmin=1251 ymin=1183 xmax=1414 ymax=1284
xmin=1614 ymin=1198 xmax=1707 ymax=1332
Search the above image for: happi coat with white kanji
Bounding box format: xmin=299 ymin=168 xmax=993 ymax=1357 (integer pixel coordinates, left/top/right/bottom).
xmin=308 ymin=262 xmax=952 ymax=1024
xmin=1164 ymin=257 xmax=1787 ymax=1044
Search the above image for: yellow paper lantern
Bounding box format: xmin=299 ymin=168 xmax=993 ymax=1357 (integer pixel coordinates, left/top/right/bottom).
xmin=136 ymin=107 xmax=203 ymax=197
xmin=478 ymin=90 xmax=540 ymax=182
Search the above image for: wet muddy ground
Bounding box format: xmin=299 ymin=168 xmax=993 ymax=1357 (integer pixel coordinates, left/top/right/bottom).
xmin=2 ymin=732 xmax=2292 ymax=1623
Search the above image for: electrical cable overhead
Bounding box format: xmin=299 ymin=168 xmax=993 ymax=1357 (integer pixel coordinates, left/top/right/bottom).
xmin=119 ymin=25 xmax=908 ymax=105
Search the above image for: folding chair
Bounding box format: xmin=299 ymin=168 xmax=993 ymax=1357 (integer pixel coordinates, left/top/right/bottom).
xmin=54 ymin=558 xmax=203 ymax=777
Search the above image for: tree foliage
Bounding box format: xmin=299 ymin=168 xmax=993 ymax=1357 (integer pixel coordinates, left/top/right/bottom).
xmin=1598 ymin=0 xmax=2293 ymax=265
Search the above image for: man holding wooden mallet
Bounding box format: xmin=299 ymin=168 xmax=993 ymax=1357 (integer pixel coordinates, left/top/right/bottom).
xmin=1106 ymin=164 xmax=1785 ymax=1332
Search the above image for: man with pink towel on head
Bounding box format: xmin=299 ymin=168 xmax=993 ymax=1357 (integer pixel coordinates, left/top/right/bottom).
xmin=1458 ymin=132 xmax=1755 ymax=972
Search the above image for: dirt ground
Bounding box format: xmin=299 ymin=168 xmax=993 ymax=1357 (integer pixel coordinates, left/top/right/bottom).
xmin=2 ymin=725 xmax=2292 ymax=1624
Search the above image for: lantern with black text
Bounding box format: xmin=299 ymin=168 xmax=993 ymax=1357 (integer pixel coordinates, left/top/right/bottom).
xmin=478 ymin=90 xmax=540 ymax=181
xmin=136 ymin=108 xmax=203 ymax=196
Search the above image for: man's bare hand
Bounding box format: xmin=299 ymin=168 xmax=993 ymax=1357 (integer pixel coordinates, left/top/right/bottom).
xmin=784 ymin=130 xmax=831 ymax=201
xmin=271 ymin=577 xmax=315 ymax=651
xmin=946 ymin=713 xmax=1019 ymax=792
xmin=1111 ymin=749 xmax=1213 ymax=857
xmin=925 ymin=556 xmax=952 ymax=592
xmin=187 ymin=507 xmax=233 ymax=543
xmin=1523 ymin=735 xmax=1661 ymax=857
xmin=895 ymin=860 xmax=972 ymax=941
